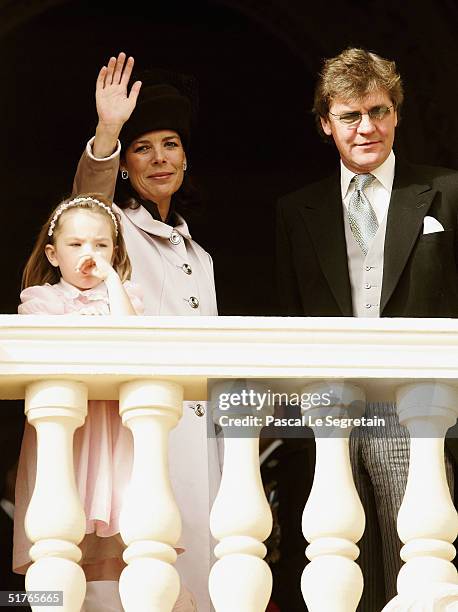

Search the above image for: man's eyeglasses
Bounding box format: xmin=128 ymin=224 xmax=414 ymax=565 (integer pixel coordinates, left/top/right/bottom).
xmin=328 ymin=105 xmax=394 ymax=126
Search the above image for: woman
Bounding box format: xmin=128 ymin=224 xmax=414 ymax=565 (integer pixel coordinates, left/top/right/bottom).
xmin=73 ymin=52 xmax=219 ymax=611
xmin=74 ymin=53 xmax=217 ymax=316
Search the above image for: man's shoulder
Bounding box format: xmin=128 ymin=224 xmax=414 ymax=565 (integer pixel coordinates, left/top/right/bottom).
xmin=277 ymin=172 xmax=339 ymax=211
xmin=397 ymin=159 xmax=458 ymax=187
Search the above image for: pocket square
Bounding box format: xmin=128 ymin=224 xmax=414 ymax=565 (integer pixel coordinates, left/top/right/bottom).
xmin=423 ymin=216 xmax=444 ymax=234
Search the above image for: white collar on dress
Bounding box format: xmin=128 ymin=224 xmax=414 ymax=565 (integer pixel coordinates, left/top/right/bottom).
xmin=53 ymin=278 xmax=108 ymax=301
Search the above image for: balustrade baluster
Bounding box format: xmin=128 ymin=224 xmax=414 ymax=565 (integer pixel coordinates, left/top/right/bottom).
xmin=383 ymin=382 xmax=458 ymax=611
xmin=118 ymin=379 xmax=183 ymax=612
xmin=24 ymin=380 xmax=88 ymax=612
xmin=301 ymin=382 xmax=366 ymax=612
xmin=209 ymin=381 xmax=273 ymax=611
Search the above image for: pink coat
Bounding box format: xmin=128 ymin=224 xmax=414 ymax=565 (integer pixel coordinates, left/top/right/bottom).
xmin=73 ymin=139 xmax=218 ymax=317
xmin=72 ymin=140 xmax=220 ymax=612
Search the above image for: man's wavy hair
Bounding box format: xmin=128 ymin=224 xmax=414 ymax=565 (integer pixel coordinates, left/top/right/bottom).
xmin=312 ymin=47 xmax=404 ymax=140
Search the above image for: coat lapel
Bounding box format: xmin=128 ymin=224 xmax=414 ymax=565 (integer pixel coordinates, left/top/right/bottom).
xmin=380 ymin=161 xmax=436 ymax=313
xmin=298 ymin=172 xmax=353 ymax=315
xmin=123 ymin=205 xmax=191 ymax=239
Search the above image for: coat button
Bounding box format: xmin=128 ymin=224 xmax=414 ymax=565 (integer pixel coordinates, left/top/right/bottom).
xmin=188 ymin=296 xmax=199 ymax=308
xmin=365 ymin=265 xmax=372 ymax=271
xmin=365 ymin=303 xmax=372 ymax=309
xmin=193 ymin=403 xmax=205 ymax=417
xmin=182 ymin=263 xmax=192 ymax=275
xmin=364 ymin=282 xmax=371 ymax=289
xmin=169 ymin=231 xmax=181 ymax=245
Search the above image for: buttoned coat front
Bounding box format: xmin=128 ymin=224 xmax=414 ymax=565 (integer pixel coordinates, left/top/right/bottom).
xmin=74 ymin=141 xmax=217 ymax=317
xmin=73 ymin=141 xmax=219 ymax=612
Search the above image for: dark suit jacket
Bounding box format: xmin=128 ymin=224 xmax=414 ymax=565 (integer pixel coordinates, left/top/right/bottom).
xmin=277 ymin=159 xmax=458 ymax=466
xmin=277 ymin=160 xmax=458 ymax=318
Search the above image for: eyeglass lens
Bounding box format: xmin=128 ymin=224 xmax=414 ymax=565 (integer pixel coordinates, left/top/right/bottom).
xmin=337 ymin=105 xmax=392 ymax=125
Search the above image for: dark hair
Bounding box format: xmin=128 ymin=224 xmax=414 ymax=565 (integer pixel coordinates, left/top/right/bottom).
xmin=313 ymin=47 xmax=404 ymax=139
xmin=117 ymin=68 xmax=201 ymax=215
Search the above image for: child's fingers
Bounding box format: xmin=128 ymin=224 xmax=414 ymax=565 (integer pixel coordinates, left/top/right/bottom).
xmin=75 ymin=255 xmax=95 ymax=273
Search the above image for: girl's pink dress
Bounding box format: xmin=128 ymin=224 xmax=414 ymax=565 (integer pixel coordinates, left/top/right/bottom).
xmin=13 ymin=278 xmax=144 ymax=573
xmin=14 ymin=279 xmax=197 ymax=610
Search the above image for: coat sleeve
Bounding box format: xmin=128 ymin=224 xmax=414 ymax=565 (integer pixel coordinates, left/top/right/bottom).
xmin=72 ymin=137 xmax=121 ymax=201
xmin=276 ymin=198 xmax=304 ymax=316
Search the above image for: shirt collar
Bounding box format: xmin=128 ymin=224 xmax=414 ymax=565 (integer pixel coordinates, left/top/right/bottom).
xmin=136 ymin=197 xmax=178 ymax=226
xmin=55 ymin=278 xmax=108 ymax=301
xmin=340 ymin=150 xmax=396 ymax=198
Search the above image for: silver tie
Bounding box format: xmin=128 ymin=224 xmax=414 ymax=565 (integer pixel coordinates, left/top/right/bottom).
xmin=348 ymin=173 xmax=378 ymax=255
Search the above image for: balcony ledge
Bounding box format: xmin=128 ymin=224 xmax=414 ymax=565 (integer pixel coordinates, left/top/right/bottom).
xmin=1 ymin=315 xmax=458 ymax=400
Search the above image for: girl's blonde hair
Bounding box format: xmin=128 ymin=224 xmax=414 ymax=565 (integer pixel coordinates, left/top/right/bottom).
xmin=22 ymin=193 xmax=132 ymax=289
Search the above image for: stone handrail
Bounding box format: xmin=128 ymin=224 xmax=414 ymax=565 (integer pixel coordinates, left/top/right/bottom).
xmin=1 ymin=315 xmax=458 ymax=611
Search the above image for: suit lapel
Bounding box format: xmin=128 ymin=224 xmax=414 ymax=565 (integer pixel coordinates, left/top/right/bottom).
xmin=380 ymin=161 xmax=436 ymax=313
xmin=298 ymin=172 xmax=353 ymax=315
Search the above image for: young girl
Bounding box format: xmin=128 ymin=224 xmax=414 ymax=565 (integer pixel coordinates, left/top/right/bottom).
xmin=13 ymin=194 xmax=196 ymax=611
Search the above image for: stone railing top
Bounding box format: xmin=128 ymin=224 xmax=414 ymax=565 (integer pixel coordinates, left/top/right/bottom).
xmin=1 ymin=315 xmax=458 ymax=400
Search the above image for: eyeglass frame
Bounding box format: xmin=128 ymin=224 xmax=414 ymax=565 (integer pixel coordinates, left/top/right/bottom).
xmin=328 ymin=104 xmax=395 ymax=126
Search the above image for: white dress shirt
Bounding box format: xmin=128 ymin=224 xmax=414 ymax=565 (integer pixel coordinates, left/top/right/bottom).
xmin=341 ymin=150 xmax=396 ymax=223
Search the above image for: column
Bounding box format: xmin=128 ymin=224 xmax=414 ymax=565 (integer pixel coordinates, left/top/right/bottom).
xmin=24 ymin=380 xmax=88 ymax=612
xmin=209 ymin=380 xmax=273 ymax=611
xmin=301 ymin=382 xmax=366 ymax=612
xmin=118 ymin=380 xmax=183 ymax=612
xmin=383 ymin=381 xmax=458 ymax=611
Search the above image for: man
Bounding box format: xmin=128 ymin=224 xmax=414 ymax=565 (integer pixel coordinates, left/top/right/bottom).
xmin=277 ymin=48 xmax=458 ymax=611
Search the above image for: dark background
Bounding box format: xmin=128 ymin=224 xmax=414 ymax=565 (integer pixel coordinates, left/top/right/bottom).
xmin=1 ymin=0 xmax=458 ymax=607
xmin=1 ymin=0 xmax=458 ymax=316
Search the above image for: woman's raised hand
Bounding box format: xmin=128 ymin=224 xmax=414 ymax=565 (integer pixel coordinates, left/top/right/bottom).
xmin=93 ymin=52 xmax=141 ymax=158
xmin=96 ymin=52 xmax=142 ymax=129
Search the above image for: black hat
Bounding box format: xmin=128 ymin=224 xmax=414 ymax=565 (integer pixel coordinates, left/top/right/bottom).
xmin=120 ymin=69 xmax=197 ymax=150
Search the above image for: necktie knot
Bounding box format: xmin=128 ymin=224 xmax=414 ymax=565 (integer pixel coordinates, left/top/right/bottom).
xmin=354 ymin=173 xmax=375 ymax=192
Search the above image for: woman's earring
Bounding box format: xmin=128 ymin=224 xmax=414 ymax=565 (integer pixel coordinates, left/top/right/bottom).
xmin=121 ymin=169 xmax=129 ymax=180
xmin=183 ymin=161 xmax=187 ymax=172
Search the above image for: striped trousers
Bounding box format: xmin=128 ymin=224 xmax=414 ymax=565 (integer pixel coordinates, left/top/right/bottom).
xmin=351 ymin=402 xmax=454 ymax=612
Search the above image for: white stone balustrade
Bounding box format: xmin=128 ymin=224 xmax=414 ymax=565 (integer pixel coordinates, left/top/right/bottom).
xmin=300 ymin=382 xmax=366 ymax=612
xmin=1 ymin=315 xmax=458 ymax=610
xmin=118 ymin=380 xmax=183 ymax=612
xmin=24 ymin=380 xmax=88 ymax=612
xmin=383 ymin=382 xmax=458 ymax=611
xmin=209 ymin=381 xmax=273 ymax=611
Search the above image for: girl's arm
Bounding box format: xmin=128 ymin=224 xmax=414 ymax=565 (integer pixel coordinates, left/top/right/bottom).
xmin=104 ymin=272 xmax=137 ymax=316
xmin=76 ymin=255 xmax=136 ymax=316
